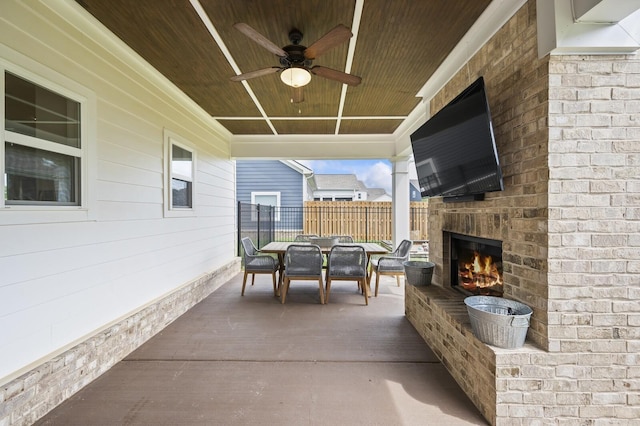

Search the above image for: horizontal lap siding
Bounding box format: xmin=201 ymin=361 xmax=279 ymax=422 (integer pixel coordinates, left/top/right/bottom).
xmin=236 ymin=160 xmax=303 ymax=206
xmin=0 ymin=1 xmax=235 ymax=382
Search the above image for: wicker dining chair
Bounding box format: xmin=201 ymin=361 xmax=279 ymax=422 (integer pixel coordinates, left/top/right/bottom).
xmin=325 ymin=245 xmax=368 ymax=305
xmin=368 ymin=239 xmax=413 ymax=297
xmin=281 ymin=244 xmax=325 ymax=304
xmin=240 ymin=237 xmax=279 ymax=296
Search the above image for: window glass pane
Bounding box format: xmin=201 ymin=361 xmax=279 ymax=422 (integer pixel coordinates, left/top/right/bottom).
xmin=5 ymin=142 xmax=79 ymax=205
xmin=5 ymin=72 xmax=81 ymax=148
xmin=171 ymin=144 xmax=192 ymax=179
xmin=254 ymin=194 xmax=277 ymax=206
xmin=172 ymin=178 xmax=192 ymax=208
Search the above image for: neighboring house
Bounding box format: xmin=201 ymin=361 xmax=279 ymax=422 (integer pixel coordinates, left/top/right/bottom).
xmin=308 ymin=174 xmax=390 ymax=201
xmin=235 ymin=160 xmax=313 ymax=211
xmin=236 ymin=164 xmax=394 ymax=204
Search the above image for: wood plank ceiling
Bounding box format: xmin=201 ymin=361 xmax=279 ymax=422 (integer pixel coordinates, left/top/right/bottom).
xmin=76 ymin=0 xmax=491 ymax=136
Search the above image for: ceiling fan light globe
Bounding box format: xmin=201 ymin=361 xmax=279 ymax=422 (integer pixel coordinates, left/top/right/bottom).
xmin=280 ymin=68 xmax=311 ymax=87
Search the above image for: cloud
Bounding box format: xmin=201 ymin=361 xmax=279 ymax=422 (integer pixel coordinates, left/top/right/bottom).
xmin=360 ymin=161 xmax=392 ymax=194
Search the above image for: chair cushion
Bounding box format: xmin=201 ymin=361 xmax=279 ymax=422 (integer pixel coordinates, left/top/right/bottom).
xmin=372 ymin=256 xmax=405 ymax=272
xmin=329 ymin=264 xmax=366 ymax=277
xmin=245 ymin=255 xmax=277 ymax=272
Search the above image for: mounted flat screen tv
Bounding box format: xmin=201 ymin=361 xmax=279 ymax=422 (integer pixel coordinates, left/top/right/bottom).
xmin=410 ymin=76 xmax=503 ymax=202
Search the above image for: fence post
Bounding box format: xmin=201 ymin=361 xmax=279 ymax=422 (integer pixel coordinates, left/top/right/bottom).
xmin=271 ymin=206 xmax=275 ymax=243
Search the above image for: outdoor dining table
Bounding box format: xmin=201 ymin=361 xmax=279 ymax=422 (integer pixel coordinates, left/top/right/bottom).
xmin=259 ymin=241 xmax=389 ymax=292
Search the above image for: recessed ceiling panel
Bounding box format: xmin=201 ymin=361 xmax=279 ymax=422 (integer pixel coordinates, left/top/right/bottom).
xmin=217 ymin=120 xmax=273 ymax=135
xmin=77 ymin=0 xmax=260 ymax=117
xmin=272 ymin=120 xmax=336 ymax=135
xmin=344 ymin=0 xmax=491 ymax=116
xmin=339 ymin=119 xmax=404 ymax=135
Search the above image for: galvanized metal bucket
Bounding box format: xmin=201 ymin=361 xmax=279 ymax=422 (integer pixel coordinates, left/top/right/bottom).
xmin=403 ymin=261 xmax=435 ymax=286
xmin=464 ymin=295 xmax=532 ymax=349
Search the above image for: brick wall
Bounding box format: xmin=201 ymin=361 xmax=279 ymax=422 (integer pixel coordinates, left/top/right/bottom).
xmin=0 ymin=259 xmax=240 ymax=426
xmin=546 ymin=51 xmax=640 ymax=419
xmin=406 ymin=0 xmax=640 ymax=424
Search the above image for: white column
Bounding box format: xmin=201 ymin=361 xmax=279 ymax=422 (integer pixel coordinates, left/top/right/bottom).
xmin=392 ymin=156 xmax=411 ymax=249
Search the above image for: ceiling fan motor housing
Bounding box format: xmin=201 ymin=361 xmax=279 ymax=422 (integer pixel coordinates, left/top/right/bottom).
xmin=281 ymin=44 xmax=311 ymax=68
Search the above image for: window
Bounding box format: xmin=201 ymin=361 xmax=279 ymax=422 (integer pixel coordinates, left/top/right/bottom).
xmin=164 ymin=130 xmax=196 ymax=216
xmin=171 ymin=144 xmax=193 ymax=208
xmin=251 ymin=191 xmax=280 ymax=221
xmin=4 ymin=72 xmax=81 ymax=206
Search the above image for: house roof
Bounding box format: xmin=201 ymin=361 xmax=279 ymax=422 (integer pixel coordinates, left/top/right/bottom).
xmin=280 ymin=160 xmax=313 ymax=175
xmin=310 ymin=173 xmax=390 ymax=200
xmin=312 ymin=174 xmax=365 ymax=191
xmin=366 ymin=188 xmax=390 ymax=201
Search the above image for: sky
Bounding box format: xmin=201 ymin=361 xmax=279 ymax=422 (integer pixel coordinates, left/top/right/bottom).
xmin=299 ymin=159 xmax=418 ymax=195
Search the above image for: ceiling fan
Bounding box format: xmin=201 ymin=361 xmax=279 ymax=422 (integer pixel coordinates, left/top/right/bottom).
xmin=230 ymin=23 xmax=362 ymax=103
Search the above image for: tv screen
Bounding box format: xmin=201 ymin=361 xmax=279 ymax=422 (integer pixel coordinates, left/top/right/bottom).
xmin=410 ymin=77 xmax=503 ymax=201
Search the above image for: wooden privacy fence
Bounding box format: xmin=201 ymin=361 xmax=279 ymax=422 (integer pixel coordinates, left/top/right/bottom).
xmin=302 ymin=201 xmax=429 ymax=242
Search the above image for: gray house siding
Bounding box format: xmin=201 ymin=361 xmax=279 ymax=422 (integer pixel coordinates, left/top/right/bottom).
xmin=410 ymin=182 xmax=422 ymax=201
xmin=236 ymin=160 xmax=304 ymax=206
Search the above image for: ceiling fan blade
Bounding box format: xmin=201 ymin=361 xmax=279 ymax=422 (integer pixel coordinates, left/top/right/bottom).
xmin=233 ymin=23 xmax=287 ymax=57
xmin=304 ymin=24 xmax=353 ymax=60
xmin=291 ymin=87 xmax=304 ymax=104
xmin=230 ymin=67 xmax=281 ymax=82
xmin=310 ymin=66 xmax=361 ymax=86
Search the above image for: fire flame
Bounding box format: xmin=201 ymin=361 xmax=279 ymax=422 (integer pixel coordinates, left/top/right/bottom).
xmin=459 ymin=250 xmax=503 ymax=294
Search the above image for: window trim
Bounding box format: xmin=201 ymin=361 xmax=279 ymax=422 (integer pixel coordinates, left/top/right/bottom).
xmin=0 ymin=49 xmax=96 ymax=224
xmin=163 ymin=129 xmax=196 ymax=217
xmin=250 ymin=191 xmax=280 ymax=221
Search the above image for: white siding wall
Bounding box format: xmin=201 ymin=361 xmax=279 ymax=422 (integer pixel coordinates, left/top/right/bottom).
xmin=0 ymin=0 xmax=235 ymax=383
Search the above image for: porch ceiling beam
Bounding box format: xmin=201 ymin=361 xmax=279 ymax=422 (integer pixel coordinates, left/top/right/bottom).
xmin=230 ymin=135 xmax=396 ymax=160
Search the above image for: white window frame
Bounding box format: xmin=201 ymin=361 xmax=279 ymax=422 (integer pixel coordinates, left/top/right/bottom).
xmin=0 ymin=48 xmax=96 ymax=225
xmin=251 ymin=191 xmax=280 ymax=221
xmin=163 ymin=129 xmax=196 ymax=217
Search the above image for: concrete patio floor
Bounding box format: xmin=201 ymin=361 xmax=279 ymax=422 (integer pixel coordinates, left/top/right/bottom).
xmin=35 ymin=273 xmax=487 ymax=425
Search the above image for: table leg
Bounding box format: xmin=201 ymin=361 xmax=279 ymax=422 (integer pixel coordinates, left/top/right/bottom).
xmin=365 ymin=253 xmax=373 ymax=296
xmin=276 ymin=253 xmax=285 ymax=296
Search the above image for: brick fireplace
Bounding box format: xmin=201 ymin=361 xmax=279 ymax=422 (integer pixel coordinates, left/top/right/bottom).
xmin=405 ymin=1 xmax=639 ymax=425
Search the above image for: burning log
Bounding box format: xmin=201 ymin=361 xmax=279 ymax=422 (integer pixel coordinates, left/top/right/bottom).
xmin=459 ymin=250 xmax=503 ymax=293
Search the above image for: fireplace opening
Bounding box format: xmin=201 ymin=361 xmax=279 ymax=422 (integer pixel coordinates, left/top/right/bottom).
xmin=449 ymin=233 xmax=503 ymax=296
